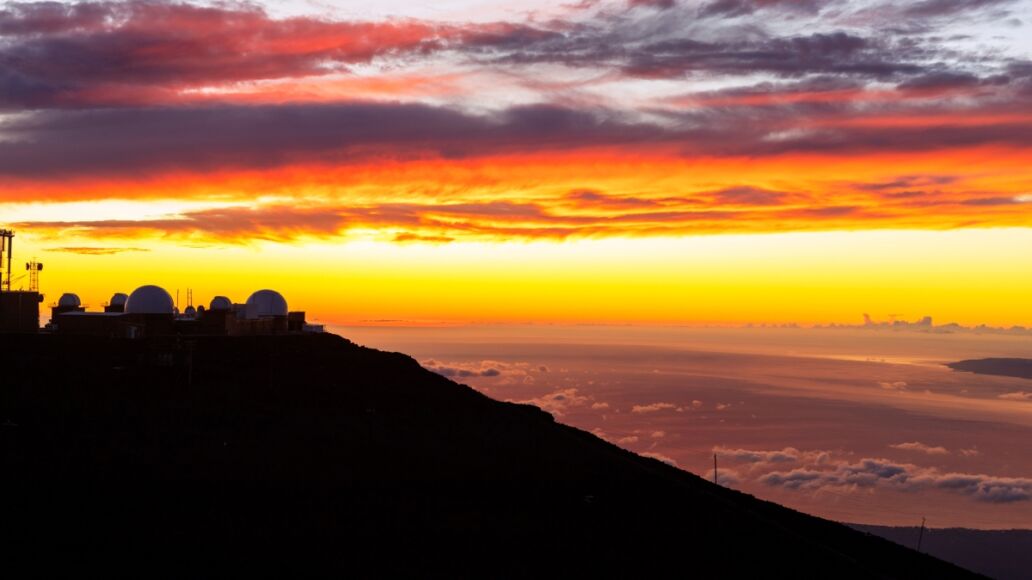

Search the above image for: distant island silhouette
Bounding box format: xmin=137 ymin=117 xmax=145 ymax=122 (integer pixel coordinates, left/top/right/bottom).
xmin=0 ymin=333 xmax=981 ymax=577
xmin=948 ymin=358 xmax=1032 ymax=381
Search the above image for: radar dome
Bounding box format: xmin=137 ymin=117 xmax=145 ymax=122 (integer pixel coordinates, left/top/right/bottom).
xmin=245 ymin=289 xmax=288 ymax=319
xmin=57 ymin=293 xmax=81 ymax=308
xmin=209 ymin=296 xmax=232 ymax=311
xmin=125 ymin=285 xmax=175 ymax=315
xmin=110 ymin=292 xmax=129 ymax=307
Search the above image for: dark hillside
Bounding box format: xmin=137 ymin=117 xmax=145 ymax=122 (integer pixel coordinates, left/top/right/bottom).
xmin=0 ymin=333 xmax=979 ymax=577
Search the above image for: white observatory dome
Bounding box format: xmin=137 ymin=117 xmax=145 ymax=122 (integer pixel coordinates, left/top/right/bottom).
xmin=245 ymin=289 xmax=288 ymax=319
xmin=209 ymin=296 xmax=232 ymax=311
xmin=184 ymin=305 xmax=197 ymax=318
xmin=125 ymin=285 xmax=175 ymax=315
xmin=110 ymin=292 xmax=129 ymax=307
xmin=58 ymin=293 xmax=81 ymax=308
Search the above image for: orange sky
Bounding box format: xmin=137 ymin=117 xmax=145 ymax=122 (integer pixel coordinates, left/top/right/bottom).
xmin=2 ymin=0 xmax=1030 ymax=327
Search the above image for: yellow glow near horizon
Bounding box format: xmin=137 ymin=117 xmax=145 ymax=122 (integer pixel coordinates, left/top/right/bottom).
xmin=14 ymin=227 xmax=1032 ymax=328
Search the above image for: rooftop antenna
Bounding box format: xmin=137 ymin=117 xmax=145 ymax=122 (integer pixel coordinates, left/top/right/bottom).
xmin=916 ymin=517 xmax=926 ymax=553
xmin=25 ymin=259 xmax=42 ymax=293
xmin=0 ymin=229 xmax=13 ymax=292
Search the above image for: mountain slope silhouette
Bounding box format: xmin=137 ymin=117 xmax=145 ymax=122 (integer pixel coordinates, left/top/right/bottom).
xmin=0 ymin=333 xmax=980 ymax=577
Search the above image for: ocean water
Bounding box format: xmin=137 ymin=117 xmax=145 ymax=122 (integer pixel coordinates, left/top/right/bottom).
xmin=334 ymin=324 xmax=1032 ymax=529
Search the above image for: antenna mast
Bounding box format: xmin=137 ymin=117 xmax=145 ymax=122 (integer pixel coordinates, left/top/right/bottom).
xmin=916 ymin=517 xmax=926 ymax=552
xmin=713 ymin=453 xmax=718 ymax=484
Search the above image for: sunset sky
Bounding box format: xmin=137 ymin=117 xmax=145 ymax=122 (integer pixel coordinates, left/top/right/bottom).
xmin=2 ymin=0 xmax=1031 ymax=325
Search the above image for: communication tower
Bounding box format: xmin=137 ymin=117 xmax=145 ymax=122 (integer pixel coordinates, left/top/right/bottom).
xmin=25 ymin=259 xmax=43 ymax=293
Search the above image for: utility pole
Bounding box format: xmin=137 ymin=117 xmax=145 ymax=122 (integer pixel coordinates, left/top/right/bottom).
xmin=713 ymin=453 xmax=718 ymax=484
xmin=916 ymin=517 xmax=926 ymax=553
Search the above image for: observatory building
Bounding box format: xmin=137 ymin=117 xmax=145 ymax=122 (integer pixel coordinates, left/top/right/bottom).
xmin=52 ymin=293 xmax=84 ymax=316
xmin=46 ymin=285 xmax=314 ymax=338
xmin=105 ymin=293 xmax=129 ymax=313
xmin=0 ymin=228 xmax=319 ymax=337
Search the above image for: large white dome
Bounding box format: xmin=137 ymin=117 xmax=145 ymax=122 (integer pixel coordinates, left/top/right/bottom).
xmin=209 ymin=296 xmax=232 ymax=311
xmin=58 ymin=293 xmax=81 ymax=308
xmin=245 ymin=289 xmax=288 ymax=318
xmin=125 ymin=285 xmax=175 ymax=315
xmin=110 ymin=292 xmax=129 ymax=307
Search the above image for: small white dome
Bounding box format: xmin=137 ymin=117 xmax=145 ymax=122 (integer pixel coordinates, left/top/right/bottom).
xmin=209 ymin=296 xmax=232 ymax=311
xmin=110 ymin=292 xmax=129 ymax=307
xmin=184 ymin=305 xmax=197 ymax=317
xmin=58 ymin=293 xmax=81 ymax=308
xmin=245 ymin=289 xmax=288 ymax=319
xmin=125 ymin=285 xmax=175 ymax=315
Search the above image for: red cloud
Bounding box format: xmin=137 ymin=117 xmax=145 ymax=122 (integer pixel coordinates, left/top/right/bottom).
xmin=0 ymin=0 xmax=532 ymax=108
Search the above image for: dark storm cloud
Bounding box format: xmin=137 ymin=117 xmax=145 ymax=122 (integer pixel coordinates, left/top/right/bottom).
xmin=896 ymin=72 xmax=984 ymax=90
xmin=901 ymin=0 xmax=1016 ymax=18
xmin=0 ymin=1 xmax=110 ymax=35
xmin=699 ymin=0 xmax=829 ymax=18
xmin=959 ymin=197 xmax=1023 ymax=206
xmin=709 ymin=186 xmax=789 ymax=206
xmin=0 ymin=103 xmax=664 ymax=177
xmin=625 ymin=33 xmax=922 ymax=79
xmin=475 ymin=24 xmax=926 ymax=80
xmin=3 ymin=98 xmax=1031 ymax=180
xmin=733 ymin=122 xmax=1032 ymax=156
xmin=856 ymin=175 xmax=960 ymax=192
xmin=628 ymin=0 xmax=677 ymax=9
xmin=566 ymin=189 xmax=666 ymax=209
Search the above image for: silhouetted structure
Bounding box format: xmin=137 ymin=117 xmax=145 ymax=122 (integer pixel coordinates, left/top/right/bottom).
xmin=49 ymin=285 xmax=313 ymax=338
xmin=0 ymin=229 xmax=13 ymax=292
xmin=25 ymin=259 xmax=42 ymax=293
xmin=0 ymin=230 xmax=43 ymax=333
xmin=104 ymin=293 xmax=128 ymax=313
xmin=0 ymin=291 xmax=42 ymax=333
xmin=0 ymin=231 xmax=315 ymax=337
